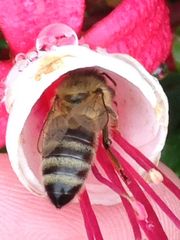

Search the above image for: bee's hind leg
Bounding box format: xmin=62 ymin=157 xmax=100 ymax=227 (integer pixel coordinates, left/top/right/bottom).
xmin=102 ymin=126 xmax=128 ymax=182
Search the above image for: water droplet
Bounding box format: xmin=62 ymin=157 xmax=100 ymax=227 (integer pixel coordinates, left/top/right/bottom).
xmin=153 ymin=63 xmax=168 ymax=80
xmin=145 ymin=220 xmax=155 ymax=231
xmin=148 ymin=168 xmax=163 ymax=184
xmin=26 ymin=51 xmax=38 ymax=62
xmin=131 ymin=200 xmax=148 ymax=221
xmin=96 ymin=47 xmax=108 ymax=54
xmin=15 ymin=53 xmax=26 ymax=62
xmin=16 ymin=59 xmax=29 ymax=72
xmin=126 ymin=178 xmax=131 ymax=185
xmin=36 ymin=23 xmax=78 ymax=51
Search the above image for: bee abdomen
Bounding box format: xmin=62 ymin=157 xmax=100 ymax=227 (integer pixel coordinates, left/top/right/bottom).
xmin=43 ymin=127 xmax=95 ymax=208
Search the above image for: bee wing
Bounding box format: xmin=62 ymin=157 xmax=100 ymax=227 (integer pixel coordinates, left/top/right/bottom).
xmin=42 ymin=114 xmax=68 ymax=157
xmin=67 ymin=114 xmax=96 ymax=132
xmin=68 ymin=93 xmax=108 ymax=132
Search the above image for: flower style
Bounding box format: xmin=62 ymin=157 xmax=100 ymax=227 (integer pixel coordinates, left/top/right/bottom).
xmin=0 ymin=1 xmax=179 ymax=240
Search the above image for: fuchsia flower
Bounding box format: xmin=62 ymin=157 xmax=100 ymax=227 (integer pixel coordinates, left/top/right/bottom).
xmin=0 ymin=0 xmax=179 ymax=240
xmin=0 ymin=0 xmax=172 ymax=148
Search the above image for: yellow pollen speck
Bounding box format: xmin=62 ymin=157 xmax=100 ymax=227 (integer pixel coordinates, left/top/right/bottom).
xmin=35 ymin=55 xmax=74 ymax=81
xmin=155 ymin=100 xmax=164 ymax=121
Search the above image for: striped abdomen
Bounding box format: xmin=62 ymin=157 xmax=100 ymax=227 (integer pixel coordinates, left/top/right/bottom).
xmin=42 ymin=127 xmax=95 ymax=208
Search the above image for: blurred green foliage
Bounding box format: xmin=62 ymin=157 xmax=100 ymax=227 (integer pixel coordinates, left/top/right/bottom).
xmin=173 ymin=27 xmax=180 ymax=71
xmin=161 ymin=0 xmax=180 ymax=176
xmin=161 ymin=73 xmax=180 ymax=176
xmin=0 ymin=32 xmax=10 ymax=60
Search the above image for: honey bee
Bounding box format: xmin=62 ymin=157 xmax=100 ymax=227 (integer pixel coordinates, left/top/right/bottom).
xmin=42 ymin=68 xmax=117 ymax=208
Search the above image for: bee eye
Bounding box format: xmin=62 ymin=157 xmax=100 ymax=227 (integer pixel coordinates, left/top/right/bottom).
xmin=65 ymin=92 xmax=89 ymax=104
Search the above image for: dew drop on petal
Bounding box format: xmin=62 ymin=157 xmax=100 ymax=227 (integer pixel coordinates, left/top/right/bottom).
xmin=145 ymin=220 xmax=155 ymax=231
xmin=15 ymin=53 xmax=26 ymax=62
xmin=153 ymin=63 xmax=168 ymax=80
xmin=36 ymin=23 xmax=78 ymax=51
xmin=148 ymin=168 xmax=164 ymax=184
xmin=26 ymin=51 xmax=38 ymax=62
xmin=131 ymin=200 xmax=148 ymax=221
xmin=15 ymin=59 xmax=29 ymax=72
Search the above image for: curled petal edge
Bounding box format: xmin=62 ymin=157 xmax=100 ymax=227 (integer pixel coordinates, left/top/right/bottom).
xmin=5 ymin=45 xmax=168 ymax=205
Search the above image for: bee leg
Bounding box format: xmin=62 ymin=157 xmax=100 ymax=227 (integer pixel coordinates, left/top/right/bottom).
xmin=102 ymin=126 xmax=128 ymax=183
xmin=102 ymin=126 xmax=112 ymax=149
xmin=106 ymin=106 xmax=118 ymax=128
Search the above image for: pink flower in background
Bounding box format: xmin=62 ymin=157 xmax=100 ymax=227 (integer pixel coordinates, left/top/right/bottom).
xmin=0 ymin=1 xmax=179 ymax=240
xmin=0 ymin=0 xmax=172 ymax=148
xmin=0 ymin=62 xmax=12 ymax=147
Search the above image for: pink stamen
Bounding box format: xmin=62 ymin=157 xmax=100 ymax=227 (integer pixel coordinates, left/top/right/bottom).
xmin=92 ymin=165 xmax=142 ymax=240
xmin=93 ymin=164 xmax=147 ymax=222
xmin=79 ymin=189 xmax=104 ymax=240
xmin=96 ymin=145 xmax=168 ymax=239
xmin=110 ymin=140 xmax=180 ymax=229
xmin=79 ymin=195 xmax=94 ymax=240
xmin=112 ymin=130 xmax=180 ymax=199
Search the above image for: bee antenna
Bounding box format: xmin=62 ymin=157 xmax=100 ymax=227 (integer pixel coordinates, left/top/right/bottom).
xmin=37 ymin=118 xmax=47 ymax=154
xmin=94 ymin=88 xmax=110 ymax=131
xmin=101 ymin=72 xmax=117 ymax=87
